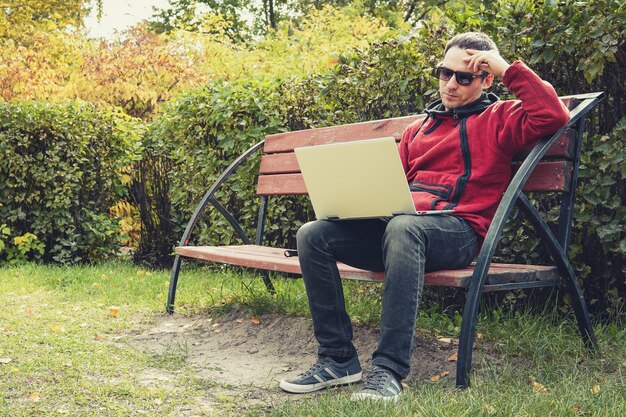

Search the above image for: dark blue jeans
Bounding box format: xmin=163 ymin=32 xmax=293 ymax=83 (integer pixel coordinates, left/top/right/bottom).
xmin=296 ymin=214 xmax=478 ymax=379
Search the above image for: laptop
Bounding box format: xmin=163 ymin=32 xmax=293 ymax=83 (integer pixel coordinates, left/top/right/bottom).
xmin=294 ymin=137 xmax=454 ymax=220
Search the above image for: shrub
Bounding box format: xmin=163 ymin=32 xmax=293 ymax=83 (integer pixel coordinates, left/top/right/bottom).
xmin=0 ymin=101 xmax=143 ymax=264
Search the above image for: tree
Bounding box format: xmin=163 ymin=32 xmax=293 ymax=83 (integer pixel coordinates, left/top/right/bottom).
xmin=148 ymin=0 xmax=252 ymax=41
xmin=148 ymin=0 xmax=450 ymax=41
xmin=0 ymin=0 xmax=101 ymax=42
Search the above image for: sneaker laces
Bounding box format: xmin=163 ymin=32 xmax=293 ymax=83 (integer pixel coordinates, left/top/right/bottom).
xmin=362 ymin=367 xmax=393 ymax=391
xmin=300 ymin=358 xmax=332 ymax=378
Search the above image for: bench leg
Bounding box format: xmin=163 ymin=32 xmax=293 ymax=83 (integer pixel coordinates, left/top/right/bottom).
xmin=166 ymin=255 xmax=183 ymax=314
xmin=517 ymin=195 xmax=598 ymax=352
xmin=561 ymin=264 xmax=599 ymax=352
xmin=259 ymin=270 xmax=276 ymax=294
xmin=455 ymin=272 xmax=485 ymax=388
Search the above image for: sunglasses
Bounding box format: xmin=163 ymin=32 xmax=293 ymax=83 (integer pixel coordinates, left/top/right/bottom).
xmin=435 ymin=66 xmax=488 ymax=86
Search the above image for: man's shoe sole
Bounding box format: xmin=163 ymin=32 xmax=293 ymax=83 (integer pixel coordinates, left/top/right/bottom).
xmin=351 ymin=391 xmax=401 ymax=403
xmin=279 ymin=371 xmax=363 ymax=394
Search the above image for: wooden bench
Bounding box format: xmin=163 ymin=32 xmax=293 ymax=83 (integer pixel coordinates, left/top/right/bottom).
xmin=167 ymin=92 xmax=604 ymax=387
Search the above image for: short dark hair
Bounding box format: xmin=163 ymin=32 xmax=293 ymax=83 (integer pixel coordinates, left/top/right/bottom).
xmin=444 ymin=32 xmax=498 ymax=54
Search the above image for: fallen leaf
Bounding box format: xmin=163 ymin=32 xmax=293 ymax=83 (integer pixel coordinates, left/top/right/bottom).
xmin=51 ymin=324 xmax=64 ymax=333
xmin=590 ymin=385 xmax=601 ymax=395
xmin=430 ymin=371 xmax=449 ymax=382
xmin=437 ymin=337 xmax=452 ymax=344
xmin=235 ymin=319 xmax=244 ymax=324
xmin=25 ymin=308 xmax=32 ymax=316
xmin=225 ymin=296 xmax=233 ymax=303
xmin=483 ymin=404 xmax=497 ymax=414
xmin=531 ymin=381 xmax=547 ymax=394
xmin=92 ymin=282 xmax=101 ymax=288
xmin=476 ymin=333 xmax=485 ymax=340
xmin=214 ymin=329 xmax=222 ymax=333
xmin=108 ymin=307 xmax=119 ymax=317
xmin=94 ymin=333 xmax=106 ymax=341
xmin=251 ymin=316 xmax=261 ymax=325
xmin=447 ymin=352 xmax=458 ymax=362
xmin=29 ymin=392 xmax=40 ymax=403
xmin=0 ymin=358 xmax=12 ymax=364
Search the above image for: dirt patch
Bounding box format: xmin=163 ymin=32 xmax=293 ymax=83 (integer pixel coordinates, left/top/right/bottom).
xmin=126 ymin=311 xmax=499 ymax=409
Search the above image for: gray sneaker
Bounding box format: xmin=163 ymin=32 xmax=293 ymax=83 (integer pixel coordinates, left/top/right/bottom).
xmin=351 ymin=366 xmax=403 ymax=402
xmin=279 ymin=356 xmax=362 ymax=394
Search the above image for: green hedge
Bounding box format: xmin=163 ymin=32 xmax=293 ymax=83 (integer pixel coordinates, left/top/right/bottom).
xmin=0 ymin=101 xmax=143 ymax=264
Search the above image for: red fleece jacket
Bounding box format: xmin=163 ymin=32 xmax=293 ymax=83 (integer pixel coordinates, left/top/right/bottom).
xmin=398 ymin=60 xmax=570 ymax=241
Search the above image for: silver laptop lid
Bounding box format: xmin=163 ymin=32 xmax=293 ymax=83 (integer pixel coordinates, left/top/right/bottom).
xmin=294 ymin=137 xmax=418 ymax=220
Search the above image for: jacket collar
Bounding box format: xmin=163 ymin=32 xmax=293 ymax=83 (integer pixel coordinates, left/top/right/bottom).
xmin=425 ymin=92 xmax=499 ymax=120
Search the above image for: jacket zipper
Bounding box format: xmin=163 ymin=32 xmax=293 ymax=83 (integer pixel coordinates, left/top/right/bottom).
xmin=445 ymin=118 xmax=471 ymax=210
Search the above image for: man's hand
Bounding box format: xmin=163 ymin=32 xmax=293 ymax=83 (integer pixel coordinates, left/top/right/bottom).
xmin=464 ymin=49 xmax=511 ymax=78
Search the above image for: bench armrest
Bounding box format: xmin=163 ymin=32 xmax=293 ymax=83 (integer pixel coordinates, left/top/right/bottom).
xmin=176 ymin=140 xmax=266 ymax=247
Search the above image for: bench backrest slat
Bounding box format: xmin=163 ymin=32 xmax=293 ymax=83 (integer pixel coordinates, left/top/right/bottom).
xmin=263 ymin=115 xmax=423 ymax=153
xmin=257 ymin=97 xmax=579 ymax=196
xmin=256 ymin=160 xmax=572 ymax=196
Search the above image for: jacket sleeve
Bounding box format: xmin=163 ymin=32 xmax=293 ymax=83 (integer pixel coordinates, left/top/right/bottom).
xmin=491 ymin=60 xmax=570 ymax=155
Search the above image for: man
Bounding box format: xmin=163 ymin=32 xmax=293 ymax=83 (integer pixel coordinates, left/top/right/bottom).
xmin=279 ymin=32 xmax=570 ymax=402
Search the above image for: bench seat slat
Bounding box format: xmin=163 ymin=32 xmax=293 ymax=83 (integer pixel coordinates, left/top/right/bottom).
xmin=176 ymin=245 xmax=559 ymax=287
xmin=255 ymin=160 xmax=572 ymax=195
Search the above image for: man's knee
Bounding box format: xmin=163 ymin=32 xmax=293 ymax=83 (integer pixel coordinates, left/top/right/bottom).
xmin=383 ymin=216 xmax=426 ymax=247
xmin=296 ymin=220 xmax=327 ymax=249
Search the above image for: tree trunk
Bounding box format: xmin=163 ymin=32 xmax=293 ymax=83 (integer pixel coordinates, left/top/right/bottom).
xmin=404 ymin=0 xmax=419 ymax=22
xmin=269 ymin=0 xmax=276 ymax=29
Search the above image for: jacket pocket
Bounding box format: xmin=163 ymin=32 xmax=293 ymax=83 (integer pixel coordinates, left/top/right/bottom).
xmin=409 ymin=180 xmax=452 ymax=200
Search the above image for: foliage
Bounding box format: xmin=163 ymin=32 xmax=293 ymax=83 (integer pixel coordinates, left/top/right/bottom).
xmin=172 ymin=5 xmax=402 ymax=82
xmin=0 ymin=2 xmax=102 ymax=102
xmin=573 ymin=120 xmax=625 ymax=313
xmin=71 ymin=25 xmax=206 ymax=119
xmin=148 ymin=0 xmax=448 ymax=37
xmin=0 ymin=28 xmax=83 ymax=102
xmin=1 ymin=6 xmax=398 ymax=120
xmin=0 ymin=0 xmax=100 ymax=42
xmin=0 ymin=25 xmax=205 ymax=120
xmin=148 ymin=0 xmax=254 ymax=40
xmin=0 ymin=101 xmax=143 ymax=264
xmin=133 ymin=79 xmax=284 ymax=264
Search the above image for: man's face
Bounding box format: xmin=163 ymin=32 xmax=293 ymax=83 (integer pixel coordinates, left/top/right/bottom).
xmin=439 ymin=46 xmax=493 ymax=109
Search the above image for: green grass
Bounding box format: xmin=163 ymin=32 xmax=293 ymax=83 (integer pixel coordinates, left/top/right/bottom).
xmin=0 ymin=261 xmax=624 ymax=416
